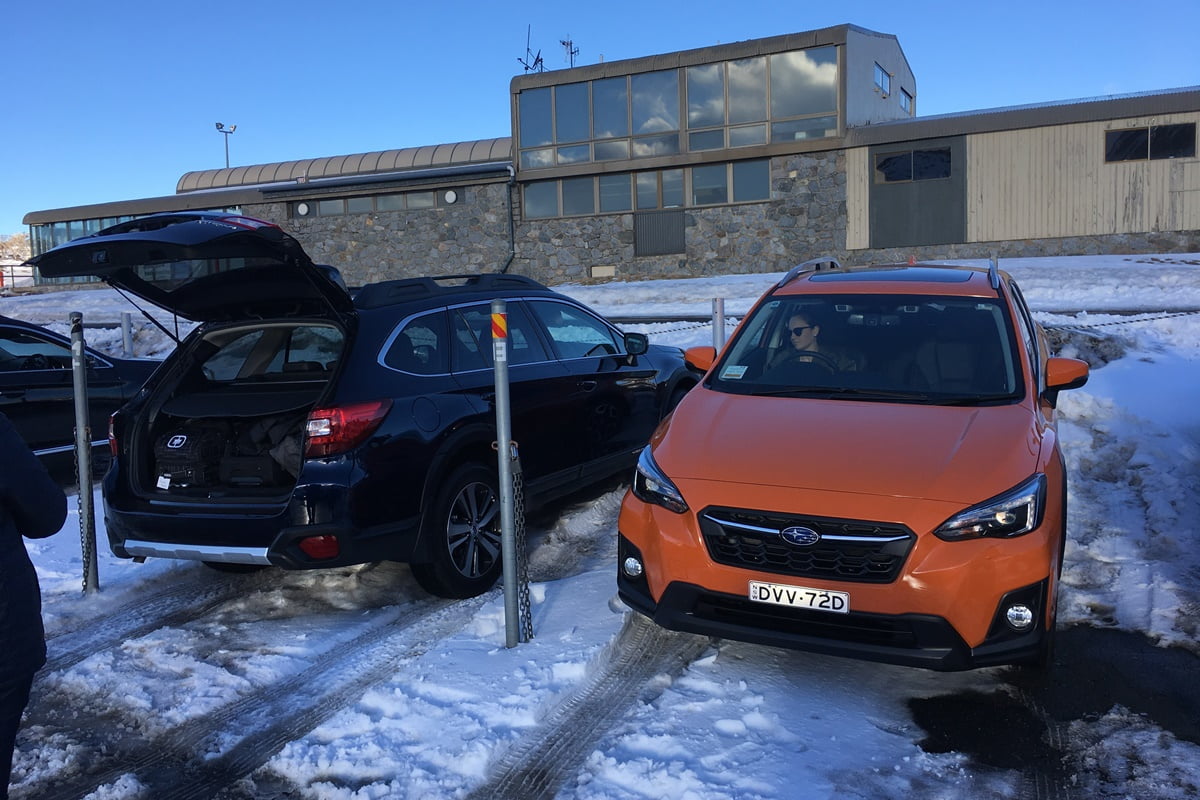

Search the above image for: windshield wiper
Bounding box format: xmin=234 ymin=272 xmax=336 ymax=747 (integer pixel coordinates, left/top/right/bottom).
xmin=930 ymin=394 xmax=1016 ymax=406
xmin=746 ymin=386 xmax=929 ymax=401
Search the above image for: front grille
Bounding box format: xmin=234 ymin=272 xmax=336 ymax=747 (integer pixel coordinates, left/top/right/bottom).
xmin=699 ymin=506 xmax=915 ymax=583
xmin=693 ymin=591 xmax=921 ymax=647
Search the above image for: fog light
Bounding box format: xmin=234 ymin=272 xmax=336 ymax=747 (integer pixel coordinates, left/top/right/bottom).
xmin=622 ymin=556 xmax=644 ymax=579
xmin=1005 ymin=604 xmax=1035 ymax=631
xmin=298 ymin=535 xmax=340 ymax=560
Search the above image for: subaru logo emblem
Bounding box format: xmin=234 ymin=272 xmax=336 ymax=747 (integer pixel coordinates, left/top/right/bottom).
xmin=780 ymin=526 xmax=820 ymax=546
xmin=167 ymin=435 xmax=188 ymax=449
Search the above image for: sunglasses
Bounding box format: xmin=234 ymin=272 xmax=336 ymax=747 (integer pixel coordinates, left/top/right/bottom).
xmin=788 ymin=325 xmax=814 ymax=336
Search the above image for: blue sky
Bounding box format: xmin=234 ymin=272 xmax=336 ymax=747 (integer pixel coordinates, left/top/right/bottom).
xmin=3 ymin=0 xmax=1197 ymax=236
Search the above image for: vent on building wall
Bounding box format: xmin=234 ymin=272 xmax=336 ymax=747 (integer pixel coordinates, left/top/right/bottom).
xmin=634 ymin=209 xmax=685 ymax=257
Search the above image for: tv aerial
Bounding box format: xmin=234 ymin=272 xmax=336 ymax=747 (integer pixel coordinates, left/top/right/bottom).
xmin=518 ymin=25 xmax=545 ymax=73
xmin=560 ymin=35 xmax=579 ymax=68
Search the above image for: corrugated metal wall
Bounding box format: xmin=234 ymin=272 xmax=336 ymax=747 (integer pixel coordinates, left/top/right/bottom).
xmin=966 ymin=113 xmax=1200 ymax=241
xmin=845 ymin=147 xmax=870 ymax=249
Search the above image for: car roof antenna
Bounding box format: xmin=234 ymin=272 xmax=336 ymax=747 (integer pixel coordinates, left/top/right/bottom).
xmin=105 ymin=280 xmax=182 ymax=346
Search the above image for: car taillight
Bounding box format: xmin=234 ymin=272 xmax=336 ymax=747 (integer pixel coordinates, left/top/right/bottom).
xmin=108 ymin=413 xmax=119 ymax=456
xmin=304 ymin=399 xmax=392 ymax=458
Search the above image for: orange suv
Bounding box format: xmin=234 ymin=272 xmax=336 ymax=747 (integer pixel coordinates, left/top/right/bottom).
xmin=617 ymin=260 xmax=1089 ymax=670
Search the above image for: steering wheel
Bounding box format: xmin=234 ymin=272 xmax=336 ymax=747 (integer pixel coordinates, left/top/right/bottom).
xmin=789 ymin=350 xmax=840 ymax=373
xmin=21 ymin=353 xmax=52 ymax=370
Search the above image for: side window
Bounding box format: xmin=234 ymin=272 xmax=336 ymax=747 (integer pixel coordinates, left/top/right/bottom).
xmin=451 ymin=303 xmax=549 ymax=372
xmin=384 ymin=312 xmax=449 ymax=374
xmin=0 ymin=328 xmax=74 ymax=371
xmin=527 ymin=300 xmax=621 ymax=360
xmin=1006 ymin=280 xmax=1041 ymax=388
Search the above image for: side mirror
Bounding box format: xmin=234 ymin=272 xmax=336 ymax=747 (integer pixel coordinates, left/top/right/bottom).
xmin=624 ymin=332 xmax=649 ymax=357
xmin=1044 ymin=356 xmax=1089 ymax=407
xmin=684 ymin=346 xmax=716 ymax=372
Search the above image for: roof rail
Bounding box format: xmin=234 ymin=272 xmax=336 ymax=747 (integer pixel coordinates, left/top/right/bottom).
xmin=354 ymin=272 xmax=548 ymax=309
xmin=776 ymin=256 xmax=843 ymax=288
xmin=988 ymin=255 xmax=1001 ymax=290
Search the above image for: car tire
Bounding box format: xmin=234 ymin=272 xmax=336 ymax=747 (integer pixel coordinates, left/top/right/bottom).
xmin=410 ymin=463 xmax=504 ymax=598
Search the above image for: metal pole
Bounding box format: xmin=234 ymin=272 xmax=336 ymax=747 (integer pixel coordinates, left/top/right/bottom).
xmin=121 ymin=311 xmax=133 ymax=358
xmin=492 ymin=299 xmax=520 ymax=647
xmin=712 ymin=297 xmax=726 ymax=351
xmin=69 ymin=312 xmax=99 ymax=593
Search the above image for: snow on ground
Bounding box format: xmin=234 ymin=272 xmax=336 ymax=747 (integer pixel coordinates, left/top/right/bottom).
xmin=3 ymin=254 xmax=1200 ymax=799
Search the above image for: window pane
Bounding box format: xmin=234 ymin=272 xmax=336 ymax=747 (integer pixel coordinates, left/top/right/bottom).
xmin=771 ymin=115 xmax=837 ymax=142
xmin=555 ymin=82 xmax=590 ymax=143
xmin=913 ymin=148 xmax=951 ymax=180
xmin=636 ymin=172 xmax=658 ymax=209
xmin=556 ymin=144 xmax=590 ymax=165
xmin=692 ymin=163 xmax=727 ymax=205
xmin=594 ymin=139 xmax=630 ymax=161
xmin=770 ymin=47 xmax=837 ymax=118
xmin=377 ymin=194 xmax=404 ymax=211
xmin=385 ymin=313 xmax=448 ymax=374
xmin=875 ymin=152 xmax=912 ymax=182
xmin=528 ymin=300 xmax=620 ymax=360
xmin=874 ymin=63 xmax=891 ymax=94
xmin=347 ymin=196 xmax=373 ymax=213
xmin=518 ymin=87 xmax=553 ymax=147
xmin=632 ymin=69 xmax=679 ymax=134
xmin=593 ymin=77 xmax=629 ymax=139
xmin=632 ymin=133 xmax=680 ymax=158
xmin=599 ymin=174 xmax=633 ymax=212
xmin=318 ymin=199 xmax=344 ymax=216
xmin=689 ymin=129 xmax=725 ymax=151
xmin=728 ymin=57 xmax=767 ymax=123
xmin=1150 ymin=123 xmax=1196 ymax=159
xmin=1105 ymin=129 xmax=1148 ymax=162
xmin=562 ymin=176 xmax=595 ymax=216
xmin=732 ymin=159 xmax=769 ymax=202
xmin=407 ymin=192 xmax=435 ymax=209
xmin=662 ymin=169 xmax=684 ymax=207
xmin=520 ymin=148 xmax=555 ymax=169
xmin=687 ymin=63 xmax=724 ymax=128
xmin=524 ymin=181 xmax=558 ymax=218
xmin=729 ymin=124 xmax=767 ymax=147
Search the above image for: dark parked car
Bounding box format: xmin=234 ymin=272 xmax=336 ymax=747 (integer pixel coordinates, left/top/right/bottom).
xmin=31 ymin=212 xmax=697 ymax=597
xmin=0 ymin=314 xmax=158 ymax=479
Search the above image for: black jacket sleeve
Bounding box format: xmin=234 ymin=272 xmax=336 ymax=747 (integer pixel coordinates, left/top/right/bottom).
xmin=0 ymin=411 xmax=68 ymax=539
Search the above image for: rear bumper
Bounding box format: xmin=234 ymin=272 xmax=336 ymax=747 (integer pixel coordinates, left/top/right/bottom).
xmin=617 ymin=536 xmax=1048 ymax=671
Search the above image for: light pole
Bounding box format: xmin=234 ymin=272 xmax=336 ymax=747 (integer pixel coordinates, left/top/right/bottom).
xmin=215 ymin=122 xmax=236 ymax=168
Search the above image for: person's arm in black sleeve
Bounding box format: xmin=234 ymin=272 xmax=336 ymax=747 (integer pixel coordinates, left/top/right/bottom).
xmin=0 ymin=412 xmax=68 ymax=539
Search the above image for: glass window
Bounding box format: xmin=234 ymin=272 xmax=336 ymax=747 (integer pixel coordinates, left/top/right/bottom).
xmin=556 ymin=144 xmax=590 ymax=165
xmin=770 ymin=47 xmax=837 ymax=119
xmin=689 ymin=129 xmax=725 ymax=151
xmin=562 ymin=176 xmax=595 ymax=216
xmin=519 ymin=87 xmax=553 ymax=148
xmin=636 ymin=172 xmax=658 ymax=210
xmin=520 ymin=148 xmax=555 ymax=169
xmin=318 ymin=199 xmax=345 ymax=216
xmin=453 ymin=303 xmax=548 ymax=370
xmin=729 ymin=124 xmax=767 ymax=148
xmin=599 ymin=174 xmax=633 ymax=212
xmin=732 ymin=159 xmax=770 ymax=202
xmin=913 ymin=148 xmax=951 ymax=180
xmin=594 ymin=139 xmax=630 ymax=161
xmin=593 ymin=77 xmax=629 ymax=139
xmin=771 ymin=115 xmax=837 ymax=142
xmin=347 ymin=196 xmax=373 ymax=213
xmin=687 ymin=63 xmax=725 ymax=128
xmin=632 ymin=133 xmax=680 ymax=158
xmin=377 ymin=194 xmax=404 ymax=211
xmin=1150 ymin=123 xmax=1196 ymax=159
xmin=1105 ymin=129 xmax=1148 ymax=162
xmin=407 ymin=192 xmax=435 ymax=209
xmin=728 ymin=57 xmax=767 ymax=124
xmin=555 ymin=82 xmax=590 ymax=143
xmin=524 ymin=181 xmax=558 ymax=218
xmin=385 ymin=312 xmax=449 ymax=374
xmin=527 ymin=300 xmax=621 ymax=360
xmin=662 ymin=169 xmax=684 ymax=208
xmin=874 ymin=63 xmax=891 ymax=95
xmin=0 ymin=328 xmax=73 ymax=371
xmin=900 ymin=89 xmax=913 ymax=114
xmin=632 ymin=69 xmax=680 ymax=134
xmin=692 ymin=163 xmax=728 ymax=206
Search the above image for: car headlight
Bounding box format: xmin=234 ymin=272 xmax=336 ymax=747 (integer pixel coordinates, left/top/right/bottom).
xmin=934 ymin=474 xmax=1047 ymax=541
xmin=632 ymin=446 xmax=688 ymax=514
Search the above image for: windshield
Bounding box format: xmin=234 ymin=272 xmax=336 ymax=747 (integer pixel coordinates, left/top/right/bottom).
xmin=710 ymin=294 xmax=1023 ymax=404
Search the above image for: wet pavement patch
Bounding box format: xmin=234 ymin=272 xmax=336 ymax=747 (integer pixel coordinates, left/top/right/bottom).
xmin=909 ymin=690 xmax=1058 ymax=771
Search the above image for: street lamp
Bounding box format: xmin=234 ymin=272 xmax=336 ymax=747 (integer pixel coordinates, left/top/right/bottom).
xmin=215 ymin=122 xmax=237 ymax=168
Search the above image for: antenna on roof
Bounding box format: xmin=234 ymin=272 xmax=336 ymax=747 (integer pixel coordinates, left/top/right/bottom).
xmin=560 ymin=35 xmax=579 ymax=68
xmin=518 ymin=25 xmax=545 ymax=73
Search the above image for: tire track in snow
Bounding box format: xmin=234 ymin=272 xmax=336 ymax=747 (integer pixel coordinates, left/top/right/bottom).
xmin=467 ymin=612 xmax=710 ymax=800
xmin=20 ymin=594 xmax=484 ymax=800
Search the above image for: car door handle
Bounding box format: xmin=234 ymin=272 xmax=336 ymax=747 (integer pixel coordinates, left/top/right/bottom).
xmin=577 ymin=380 xmax=597 ymax=391
xmin=481 ymin=391 xmax=495 ymax=404
xmin=0 ymin=389 xmax=25 ymax=398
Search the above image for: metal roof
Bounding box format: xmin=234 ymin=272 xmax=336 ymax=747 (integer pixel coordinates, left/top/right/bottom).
xmin=176 ymin=137 xmax=512 ymax=193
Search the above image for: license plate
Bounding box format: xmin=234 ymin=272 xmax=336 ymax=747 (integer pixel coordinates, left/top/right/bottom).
xmin=748 ymin=580 xmax=849 ymax=614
